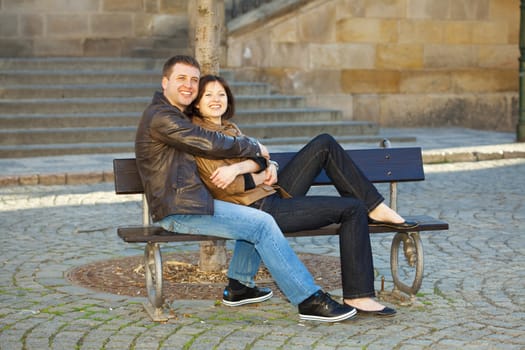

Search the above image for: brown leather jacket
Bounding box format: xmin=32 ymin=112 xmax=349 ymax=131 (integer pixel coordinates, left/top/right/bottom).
xmin=135 ymin=91 xmax=261 ymax=222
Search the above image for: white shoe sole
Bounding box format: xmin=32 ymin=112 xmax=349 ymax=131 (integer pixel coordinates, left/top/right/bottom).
xmin=299 ymin=308 xmax=357 ymax=322
xmin=222 ymin=290 xmax=273 ymax=307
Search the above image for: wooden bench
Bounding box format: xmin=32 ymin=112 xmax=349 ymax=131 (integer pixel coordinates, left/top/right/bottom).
xmin=113 ymin=142 xmax=449 ymax=321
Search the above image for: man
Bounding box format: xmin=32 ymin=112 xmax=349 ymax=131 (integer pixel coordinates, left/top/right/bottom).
xmin=134 ymin=55 xmax=356 ymax=322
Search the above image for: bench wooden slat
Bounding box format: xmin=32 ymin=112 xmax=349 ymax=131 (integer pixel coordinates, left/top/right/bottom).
xmin=113 ymin=147 xmax=424 ymax=194
xmin=349 ymin=148 xmax=424 ymax=183
xmin=117 ymin=215 xmax=448 ymax=243
xmin=271 ymin=147 xmax=424 ymax=185
xmin=113 ymin=158 xmax=143 ymax=195
xmin=117 ymin=226 xmax=223 ymax=243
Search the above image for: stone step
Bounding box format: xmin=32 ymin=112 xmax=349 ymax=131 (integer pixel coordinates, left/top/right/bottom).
xmin=0 ymin=142 xmax=134 ymax=158
xmin=131 ymin=47 xmax=193 ymax=59
xmin=0 ymin=132 xmax=413 ymax=159
xmin=0 ymin=127 xmax=137 ymax=145
xmin=0 ymin=113 xmax=141 ymax=129
xmin=0 ymin=69 xmax=238 ymax=85
xmin=0 ymin=57 xmax=382 ymax=158
xmin=0 ymin=95 xmax=306 ymax=115
xmin=0 ymin=82 xmax=270 ymax=99
xmin=0 ymin=84 xmax=159 ymax=99
xmin=243 ymin=121 xmax=378 ymax=139
xmin=0 ymin=108 xmax=342 ymax=130
xmin=0 ymin=121 xmax=374 ymax=146
xmin=242 ymin=134 xmax=417 ymax=146
xmin=234 ymin=108 xmax=342 ymax=124
xmin=0 ymin=56 xmax=232 ymax=74
xmin=0 ymin=57 xmax=165 ymax=71
xmin=0 ymin=70 xmax=161 ymax=85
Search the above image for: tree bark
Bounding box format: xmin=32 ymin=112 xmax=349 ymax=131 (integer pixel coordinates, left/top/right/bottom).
xmin=193 ymin=0 xmax=228 ymax=272
xmin=194 ymin=0 xmax=222 ymax=75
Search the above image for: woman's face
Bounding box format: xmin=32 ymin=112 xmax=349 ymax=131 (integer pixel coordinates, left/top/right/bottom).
xmin=197 ymin=81 xmax=228 ymax=122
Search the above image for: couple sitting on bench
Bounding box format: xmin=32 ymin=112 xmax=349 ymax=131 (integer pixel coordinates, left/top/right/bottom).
xmin=135 ymin=55 xmax=417 ymax=323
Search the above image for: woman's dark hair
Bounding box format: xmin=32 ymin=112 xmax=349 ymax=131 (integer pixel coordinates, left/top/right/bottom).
xmin=188 ymin=75 xmax=235 ymax=121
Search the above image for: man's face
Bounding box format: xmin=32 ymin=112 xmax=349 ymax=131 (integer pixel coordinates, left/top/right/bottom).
xmin=161 ymin=63 xmax=200 ymax=110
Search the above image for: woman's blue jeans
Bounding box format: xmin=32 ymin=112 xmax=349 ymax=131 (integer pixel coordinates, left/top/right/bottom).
xmin=158 ymin=200 xmax=321 ymax=305
xmin=262 ymin=134 xmax=384 ymax=299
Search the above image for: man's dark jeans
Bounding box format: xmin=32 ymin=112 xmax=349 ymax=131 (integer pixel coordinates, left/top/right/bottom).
xmin=261 ymin=134 xmax=384 ymax=299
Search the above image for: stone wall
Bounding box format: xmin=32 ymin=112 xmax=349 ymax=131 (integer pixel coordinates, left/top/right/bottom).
xmin=226 ymin=0 xmax=520 ymax=131
xmin=0 ymin=0 xmax=190 ymax=57
xmin=0 ymin=0 xmax=519 ymax=131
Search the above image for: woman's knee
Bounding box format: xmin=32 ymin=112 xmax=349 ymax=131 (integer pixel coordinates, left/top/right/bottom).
xmin=312 ymin=133 xmax=337 ymax=148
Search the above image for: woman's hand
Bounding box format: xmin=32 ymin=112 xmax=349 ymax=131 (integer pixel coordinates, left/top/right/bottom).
xmin=210 ymin=164 xmax=239 ymax=189
xmin=263 ymin=163 xmax=278 ymax=185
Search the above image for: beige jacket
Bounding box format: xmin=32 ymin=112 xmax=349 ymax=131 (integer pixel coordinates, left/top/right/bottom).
xmin=193 ymin=118 xmax=288 ymax=206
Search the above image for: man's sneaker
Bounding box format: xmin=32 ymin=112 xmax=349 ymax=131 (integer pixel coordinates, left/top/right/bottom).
xmin=298 ymin=290 xmax=357 ymax=322
xmin=222 ymin=285 xmax=273 ymax=306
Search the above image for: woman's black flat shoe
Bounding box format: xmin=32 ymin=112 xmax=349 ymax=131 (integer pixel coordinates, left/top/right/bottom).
xmin=368 ymin=218 xmax=419 ymax=230
xmin=355 ymin=306 xmax=397 ymax=317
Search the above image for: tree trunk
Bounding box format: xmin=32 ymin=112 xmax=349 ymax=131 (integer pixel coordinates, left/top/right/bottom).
xmin=193 ymin=0 xmax=228 ymax=272
xmin=194 ymin=0 xmax=222 ymax=75
xmin=198 ymin=240 xmax=228 ymax=272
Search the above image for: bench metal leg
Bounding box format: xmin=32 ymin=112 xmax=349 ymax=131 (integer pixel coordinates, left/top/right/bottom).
xmin=390 ymin=231 xmax=424 ymax=296
xmin=143 ymin=242 xmax=169 ymax=322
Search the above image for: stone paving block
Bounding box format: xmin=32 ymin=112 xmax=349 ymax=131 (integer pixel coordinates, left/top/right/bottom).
xmin=160 ymin=335 xmax=195 ymax=349
xmin=103 ymin=170 xmax=115 ymax=183
xmin=504 ymin=149 xmax=525 ymax=159
xmin=474 ymin=151 xmax=504 ymax=161
xmin=52 ymin=331 xmax=86 ymax=348
xmin=39 ymin=173 xmax=67 ymax=185
xmin=105 ymin=342 xmax=134 ymax=350
xmin=422 ymin=152 xmax=446 ymax=164
xmin=104 ymin=335 xmax=136 ymax=348
xmin=66 ymin=172 xmax=104 ymax=185
xmin=18 ymin=174 xmax=39 ymax=185
xmin=0 ymin=175 xmax=19 ymax=186
xmin=25 ymin=337 xmax=51 ymax=349
xmin=444 ymin=151 xmax=477 ymax=162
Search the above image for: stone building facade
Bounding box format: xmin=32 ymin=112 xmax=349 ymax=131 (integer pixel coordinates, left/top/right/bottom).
xmin=227 ymin=0 xmax=520 ymax=131
xmin=0 ymin=0 xmax=519 ymax=131
xmin=0 ymin=0 xmax=190 ymax=57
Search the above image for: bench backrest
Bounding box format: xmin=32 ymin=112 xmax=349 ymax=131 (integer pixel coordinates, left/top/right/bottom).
xmin=113 ymin=147 xmax=424 ymax=195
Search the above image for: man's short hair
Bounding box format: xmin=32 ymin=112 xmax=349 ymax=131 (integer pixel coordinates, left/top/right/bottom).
xmin=162 ymin=55 xmax=201 ymax=78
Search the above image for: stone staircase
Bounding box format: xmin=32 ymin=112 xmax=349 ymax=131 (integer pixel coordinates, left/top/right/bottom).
xmin=0 ymin=57 xmax=380 ymax=158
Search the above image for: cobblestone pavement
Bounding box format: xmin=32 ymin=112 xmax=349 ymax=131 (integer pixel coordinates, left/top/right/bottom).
xmin=0 ymin=127 xmax=524 ymax=349
xmin=0 ymin=157 xmax=523 ymax=349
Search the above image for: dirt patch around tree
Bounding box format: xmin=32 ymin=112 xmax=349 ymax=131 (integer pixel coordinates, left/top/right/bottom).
xmin=66 ymin=252 xmax=342 ymax=301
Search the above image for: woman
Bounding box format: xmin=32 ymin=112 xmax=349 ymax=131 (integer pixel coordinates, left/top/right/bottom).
xmin=188 ymin=75 xmax=418 ymax=316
